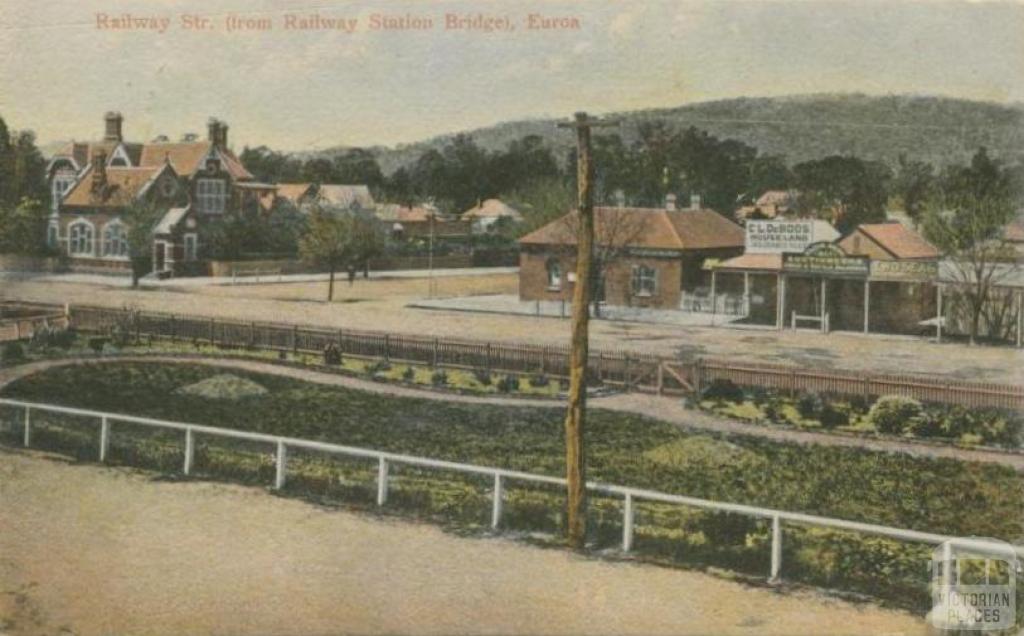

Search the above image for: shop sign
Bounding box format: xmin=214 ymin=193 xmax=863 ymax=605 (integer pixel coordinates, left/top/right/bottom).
xmin=783 ymin=242 xmax=869 ymax=276
xmin=870 ymin=260 xmax=938 ymax=282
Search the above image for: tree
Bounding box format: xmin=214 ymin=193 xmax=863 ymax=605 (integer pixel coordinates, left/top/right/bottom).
xmin=299 ymin=207 xmax=380 ymax=301
xmin=922 ymin=149 xmax=1018 ymax=344
xmin=0 ymin=197 xmax=48 ymax=255
xmin=893 ymin=154 xmax=935 ymax=226
xmin=503 ymin=176 xmax=574 ymax=235
xmin=792 ymin=155 xmax=890 ymax=232
xmin=121 ymin=199 xmax=167 ymax=288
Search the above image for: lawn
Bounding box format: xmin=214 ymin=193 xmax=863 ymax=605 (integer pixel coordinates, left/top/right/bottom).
xmin=2 ymin=360 xmax=1022 ymax=610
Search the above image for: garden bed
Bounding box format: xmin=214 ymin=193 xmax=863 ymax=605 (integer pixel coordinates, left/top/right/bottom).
xmin=2 ymin=360 xmax=1023 ymax=613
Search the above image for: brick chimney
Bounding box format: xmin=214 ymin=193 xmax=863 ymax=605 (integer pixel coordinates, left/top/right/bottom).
xmin=103 ymin=112 xmax=123 ymax=142
xmin=207 ymin=118 xmax=221 ymax=144
xmin=665 ymin=193 xmax=677 ymax=211
xmin=91 ymin=150 xmax=108 ymax=192
xmin=218 ymin=122 xmax=229 ymax=148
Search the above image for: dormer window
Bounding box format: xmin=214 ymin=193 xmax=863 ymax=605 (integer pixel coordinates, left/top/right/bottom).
xmin=196 ymin=178 xmax=227 ymax=214
xmin=51 ymin=171 xmax=76 ymax=211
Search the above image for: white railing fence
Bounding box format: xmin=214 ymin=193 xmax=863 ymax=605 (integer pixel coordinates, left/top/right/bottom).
xmin=3 ymin=397 xmax=1021 ymax=585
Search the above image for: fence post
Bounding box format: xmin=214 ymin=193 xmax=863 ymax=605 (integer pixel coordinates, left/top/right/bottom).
xmin=622 ymin=492 xmax=634 ymax=552
xmin=170 ymin=315 xmax=176 ymax=342
xmin=624 ymin=354 xmax=631 ymax=389
xmin=485 ymin=343 xmax=492 ymax=375
xmin=376 ymin=457 xmax=389 ymax=506
xmin=274 ymin=440 xmax=287 ymax=490
xmin=22 ymin=406 xmax=30 ymax=447
xmin=432 ymin=338 xmax=439 ymax=368
xmin=339 ymin=329 xmax=345 ymax=356
xmin=292 ymin=325 xmax=299 ymax=355
xmin=657 ymin=362 xmax=664 ymax=396
xmin=250 ymin=322 xmax=256 ymax=346
xmin=491 ymin=473 xmax=504 ymax=529
xmin=770 ymin=514 xmax=782 ymax=583
xmin=99 ymin=416 xmax=110 ymax=462
xmin=384 ymin=334 xmax=391 ymax=362
xmin=183 ymin=427 xmax=195 ymax=475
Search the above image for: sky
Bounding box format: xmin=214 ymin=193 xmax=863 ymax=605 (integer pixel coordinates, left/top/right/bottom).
xmin=1 ymin=0 xmax=1022 ymax=151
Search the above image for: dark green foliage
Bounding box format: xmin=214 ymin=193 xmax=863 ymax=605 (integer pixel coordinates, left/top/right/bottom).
xmin=472 ymin=368 xmax=492 ymax=386
xmin=529 ymin=373 xmax=550 ymax=388
xmin=430 ymin=369 xmax=448 ymax=387
xmin=28 ymin=326 xmax=76 ymax=352
xmin=868 ymin=395 xmax=923 ymax=435
xmin=401 ymin=366 xmax=415 ymax=382
xmin=87 ymin=337 xmax=108 ymax=354
xmin=818 ymin=405 xmax=848 ymax=429
xmin=1 ymin=341 xmax=25 ymax=363
xmin=694 ymin=511 xmax=759 ymax=547
xmin=366 ymin=360 xmax=391 ymax=376
xmin=797 ymin=392 xmax=825 ymax=420
xmin=322 ymin=343 xmax=341 ymax=366
xmin=496 ymin=374 xmax=519 ymax=393
xmin=701 ymin=379 xmax=744 ymax=404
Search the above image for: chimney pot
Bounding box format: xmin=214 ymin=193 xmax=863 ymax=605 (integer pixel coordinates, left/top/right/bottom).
xmin=207 ymin=118 xmax=221 ymax=144
xmin=665 ymin=193 xmax=677 ymax=211
xmin=103 ymin=111 xmax=123 ymax=142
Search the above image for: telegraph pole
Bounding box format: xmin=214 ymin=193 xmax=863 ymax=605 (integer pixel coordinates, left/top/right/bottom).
xmin=557 ymin=111 xmax=618 ymax=550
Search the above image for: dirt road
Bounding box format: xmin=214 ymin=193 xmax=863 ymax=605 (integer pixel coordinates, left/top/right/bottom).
xmin=2 ymin=274 xmax=1021 ymax=383
xmin=0 ymin=451 xmax=926 ymax=636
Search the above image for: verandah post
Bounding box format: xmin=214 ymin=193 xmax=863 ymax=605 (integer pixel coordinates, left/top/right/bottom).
xmin=274 ymin=440 xmax=287 ymax=490
xmin=22 ymin=406 xmax=30 ymax=447
xmin=183 ymin=427 xmax=195 ymax=475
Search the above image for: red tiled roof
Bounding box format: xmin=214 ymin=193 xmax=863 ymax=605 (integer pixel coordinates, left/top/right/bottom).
xmin=138 ymin=142 xmax=253 ymax=180
xmin=275 ymin=183 xmax=315 ymax=204
xmin=519 ymin=207 xmax=744 ymax=251
xmin=61 ymin=165 xmax=165 ymax=209
xmin=856 ymin=223 xmax=940 ymax=260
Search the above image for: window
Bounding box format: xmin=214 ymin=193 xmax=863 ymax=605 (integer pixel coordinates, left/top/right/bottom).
xmin=68 ymin=221 xmax=94 ymax=256
xmin=183 ymin=233 xmax=198 ymax=261
xmin=102 ymin=222 xmax=128 ymax=258
xmin=631 ymin=265 xmax=657 ymax=297
xmin=51 ymin=173 xmax=76 ymax=211
xmin=47 ymin=224 xmax=58 ymax=248
xmin=196 ymin=178 xmax=228 ymax=214
xmin=546 ymin=259 xmax=561 ymax=290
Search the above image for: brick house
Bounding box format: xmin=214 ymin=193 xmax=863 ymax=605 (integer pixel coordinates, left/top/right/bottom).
xmin=46 ymin=112 xmax=263 ymax=276
xmin=518 ymin=198 xmax=745 ymax=310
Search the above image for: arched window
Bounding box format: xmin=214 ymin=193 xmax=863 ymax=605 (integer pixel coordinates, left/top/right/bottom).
xmin=546 ymin=258 xmax=561 ymax=290
xmin=68 ymin=220 xmax=94 ymax=256
xmin=102 ymin=221 xmax=128 ymax=258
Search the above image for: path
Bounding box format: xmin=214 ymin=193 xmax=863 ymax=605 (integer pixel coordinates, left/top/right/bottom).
xmin=2 ymin=355 xmax=1021 ymax=470
xmin=0 ymin=452 xmax=925 ymax=636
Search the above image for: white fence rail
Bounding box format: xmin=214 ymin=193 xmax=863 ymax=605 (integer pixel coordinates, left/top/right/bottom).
xmin=3 ymin=397 xmax=1021 ymax=583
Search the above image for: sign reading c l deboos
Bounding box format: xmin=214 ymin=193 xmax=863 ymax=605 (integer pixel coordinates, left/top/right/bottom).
xmin=746 ymin=220 xmax=839 ymax=254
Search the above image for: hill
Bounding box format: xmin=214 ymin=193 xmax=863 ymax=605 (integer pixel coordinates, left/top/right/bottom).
xmin=313 ymin=94 xmax=1024 ymax=175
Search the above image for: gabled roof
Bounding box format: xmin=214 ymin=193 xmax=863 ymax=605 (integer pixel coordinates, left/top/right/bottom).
xmin=519 ymin=207 xmax=745 ymax=251
xmin=138 ymin=142 xmax=253 ymax=180
xmin=154 ymin=206 xmax=191 ymax=235
xmin=318 ymin=185 xmax=375 ymax=209
xmin=854 ymin=222 xmax=940 ymax=260
xmin=462 ymin=198 xmax=523 ymax=221
xmin=61 ymin=165 xmax=169 ymax=209
xmin=275 ymin=183 xmax=316 ymax=204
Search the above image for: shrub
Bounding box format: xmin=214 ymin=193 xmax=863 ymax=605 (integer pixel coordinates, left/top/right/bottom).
xmin=529 ymin=373 xmax=550 ymax=388
xmin=402 ymin=366 xmax=415 ymax=382
xmin=818 ymin=405 xmax=848 ymax=429
xmin=322 ymin=344 xmax=341 ymax=366
xmin=694 ymin=511 xmax=758 ymax=547
xmin=701 ymin=379 xmax=744 ymax=404
xmin=1 ymin=341 xmax=26 ymax=364
xmin=868 ymin=395 xmax=923 ymax=435
xmin=762 ymin=400 xmax=781 ymax=422
xmin=848 ymin=394 xmax=871 ymax=414
xmin=797 ymin=392 xmax=825 ymax=420
xmin=473 ymin=368 xmax=493 ymax=386
xmin=909 ymin=411 xmax=946 ymax=438
xmin=277 ymin=350 xmax=287 ymax=361
xmin=366 ymin=360 xmax=391 ymax=376
xmin=430 ymin=369 xmax=448 ymax=387
xmin=496 ymin=374 xmax=519 ymax=393
xmin=749 ymin=386 xmax=772 ymax=406
xmin=88 ymin=337 xmax=108 ymax=354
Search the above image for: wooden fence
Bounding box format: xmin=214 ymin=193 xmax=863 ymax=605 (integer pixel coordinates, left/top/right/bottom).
xmin=30 ymin=304 xmax=1024 ymax=411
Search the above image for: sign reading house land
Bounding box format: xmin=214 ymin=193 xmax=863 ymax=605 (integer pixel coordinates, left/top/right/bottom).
xmin=783 ymin=243 xmax=869 ymax=276
xmin=746 ymin=220 xmax=838 ymax=254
